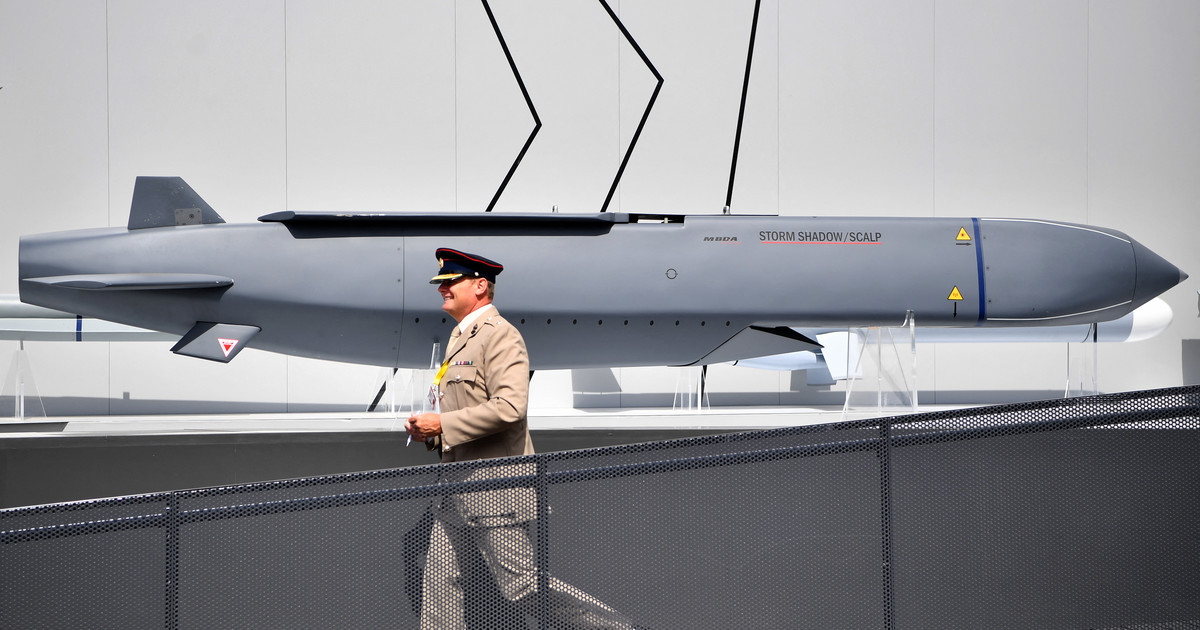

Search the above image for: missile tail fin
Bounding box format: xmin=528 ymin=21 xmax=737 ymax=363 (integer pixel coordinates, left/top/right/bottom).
xmin=693 ymin=325 xmax=822 ymax=366
xmin=128 ymin=177 xmax=225 ymax=230
xmin=171 ymin=322 xmax=259 ymax=363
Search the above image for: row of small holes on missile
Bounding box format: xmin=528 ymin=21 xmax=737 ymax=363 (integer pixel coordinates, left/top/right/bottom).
xmin=413 ymin=318 xmax=733 ymax=327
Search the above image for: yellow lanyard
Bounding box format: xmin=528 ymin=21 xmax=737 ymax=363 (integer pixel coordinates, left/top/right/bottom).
xmin=433 ymin=329 xmax=462 ymax=386
xmin=433 ymin=360 xmax=450 ymax=386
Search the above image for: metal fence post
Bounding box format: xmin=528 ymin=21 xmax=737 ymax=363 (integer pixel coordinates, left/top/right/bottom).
xmin=536 ymin=456 xmax=550 ymax=630
xmin=879 ymin=418 xmax=896 ymax=630
xmin=166 ymin=492 xmax=180 ymax=630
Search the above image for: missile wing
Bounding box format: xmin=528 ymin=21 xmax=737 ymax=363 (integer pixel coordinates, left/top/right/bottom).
xmin=18 ymin=177 xmax=1188 ymax=370
xmin=0 ymin=295 xmax=175 ymax=342
xmin=730 ymin=297 xmax=1174 ymax=380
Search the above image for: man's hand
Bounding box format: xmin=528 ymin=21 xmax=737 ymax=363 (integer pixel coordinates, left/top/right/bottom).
xmin=406 ymin=412 xmax=443 ymax=440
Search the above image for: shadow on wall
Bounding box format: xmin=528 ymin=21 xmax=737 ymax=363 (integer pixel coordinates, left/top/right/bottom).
xmin=566 ymin=367 xmax=1067 ymax=408
xmin=1183 ymin=340 xmax=1200 ymax=386
xmin=571 ymin=367 xmax=622 ymax=408
xmin=569 ymin=367 xmax=850 ymax=408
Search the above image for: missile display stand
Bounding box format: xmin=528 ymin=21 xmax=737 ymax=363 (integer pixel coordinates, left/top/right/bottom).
xmin=369 ymin=342 xmax=442 ymax=431
xmin=1065 ymin=324 xmax=1099 ymax=397
xmin=842 ymin=311 xmax=918 ymax=419
xmin=2 ymin=341 xmax=47 ymax=419
xmin=673 ymin=365 xmax=710 ymax=411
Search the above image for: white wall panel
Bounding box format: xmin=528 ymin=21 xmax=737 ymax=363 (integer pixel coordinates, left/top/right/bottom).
xmin=1 ymin=0 xmax=1198 ymax=417
xmin=284 ymin=356 xmax=387 ymax=411
xmin=529 ymin=369 xmax=575 ymax=409
xmin=1087 ymin=0 xmax=1200 ymax=392
xmin=616 ymin=0 xmax=760 ymax=214
xmin=0 ymin=2 xmax=114 ymax=415
xmin=2 ymin=342 xmax=112 ymax=416
xmin=933 ymin=0 xmax=1088 ymax=221
xmin=0 ymin=1 xmax=109 ymax=292
xmin=455 ymin=0 xmax=543 ymax=212
xmin=107 ymin=343 xmax=287 ymax=414
xmin=472 ymin=0 xmax=620 ymax=214
xmin=615 ymin=365 xmax=695 ymax=407
xmin=930 ymin=343 xmax=1067 ymax=403
xmin=106 ymin=0 xmax=287 ymax=225
xmin=286 ymin=0 xmax=455 ymax=212
xmin=704 ymin=362 xmax=789 ymax=406
xmin=730 ymin=0 xmax=780 ymax=215
xmin=778 ymin=0 xmax=935 ymax=217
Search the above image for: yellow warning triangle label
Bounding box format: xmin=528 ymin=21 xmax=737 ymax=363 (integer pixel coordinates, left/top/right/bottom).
xmin=948 ymin=286 xmax=964 ymax=301
xmin=956 ymin=227 xmax=971 ymax=242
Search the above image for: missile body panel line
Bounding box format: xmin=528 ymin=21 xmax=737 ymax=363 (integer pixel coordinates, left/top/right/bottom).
xmin=973 ymin=217 xmax=986 ymax=324
xmin=981 ymin=217 xmax=1132 ymax=244
xmin=985 ymin=301 xmax=1133 ymax=323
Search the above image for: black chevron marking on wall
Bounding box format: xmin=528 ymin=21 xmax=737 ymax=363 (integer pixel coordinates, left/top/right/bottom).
xmin=481 ymin=0 xmax=542 ymax=213
xmin=597 ymin=0 xmax=663 ymax=213
xmin=726 ymin=0 xmax=763 ymax=210
xmin=479 ymin=0 xmax=661 ymax=214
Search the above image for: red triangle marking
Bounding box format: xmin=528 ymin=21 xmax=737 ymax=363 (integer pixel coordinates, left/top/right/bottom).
xmin=218 ymin=338 xmax=239 ymax=358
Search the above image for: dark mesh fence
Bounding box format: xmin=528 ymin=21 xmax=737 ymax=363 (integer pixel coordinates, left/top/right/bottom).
xmin=3 ymin=386 xmax=1199 ymax=629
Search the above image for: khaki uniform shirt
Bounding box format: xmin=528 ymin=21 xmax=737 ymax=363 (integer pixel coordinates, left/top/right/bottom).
xmin=436 ymin=307 xmax=535 ymax=524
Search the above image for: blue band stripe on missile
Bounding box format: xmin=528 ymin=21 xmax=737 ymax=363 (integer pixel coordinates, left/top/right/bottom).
xmin=76 ymin=315 xmax=83 ymax=341
xmin=972 ymin=217 xmax=986 ymax=324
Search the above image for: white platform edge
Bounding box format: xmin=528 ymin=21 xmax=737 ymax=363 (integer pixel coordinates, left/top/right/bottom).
xmin=0 ymin=405 xmax=974 ymax=438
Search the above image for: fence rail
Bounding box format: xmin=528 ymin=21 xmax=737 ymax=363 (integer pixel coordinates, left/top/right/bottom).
xmin=4 ymin=386 xmax=1200 ymax=629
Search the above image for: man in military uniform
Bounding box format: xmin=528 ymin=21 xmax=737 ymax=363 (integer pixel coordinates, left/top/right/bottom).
xmin=406 ymin=248 xmax=637 ymax=630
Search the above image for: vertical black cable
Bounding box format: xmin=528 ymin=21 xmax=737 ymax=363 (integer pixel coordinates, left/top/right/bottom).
xmin=598 ymin=0 xmax=663 ymax=213
xmin=726 ymin=0 xmax=762 ymax=210
xmin=481 ymin=0 xmax=542 ymax=212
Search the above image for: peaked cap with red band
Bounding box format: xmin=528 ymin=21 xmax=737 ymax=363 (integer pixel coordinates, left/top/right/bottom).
xmin=430 ymin=248 xmax=504 ymax=284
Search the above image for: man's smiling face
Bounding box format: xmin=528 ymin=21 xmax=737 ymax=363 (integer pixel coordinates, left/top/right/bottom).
xmin=438 ymin=276 xmax=485 ymax=322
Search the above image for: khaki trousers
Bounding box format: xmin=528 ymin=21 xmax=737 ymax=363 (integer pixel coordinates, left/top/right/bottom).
xmin=420 ymin=503 xmax=634 ymax=629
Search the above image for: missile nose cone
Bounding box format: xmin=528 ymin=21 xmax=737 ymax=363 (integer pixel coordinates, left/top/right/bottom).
xmin=1130 ymin=238 xmax=1187 ymax=309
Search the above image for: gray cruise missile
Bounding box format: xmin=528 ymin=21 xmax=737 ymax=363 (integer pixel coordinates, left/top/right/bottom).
xmin=18 ymin=177 xmax=1188 ymax=370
